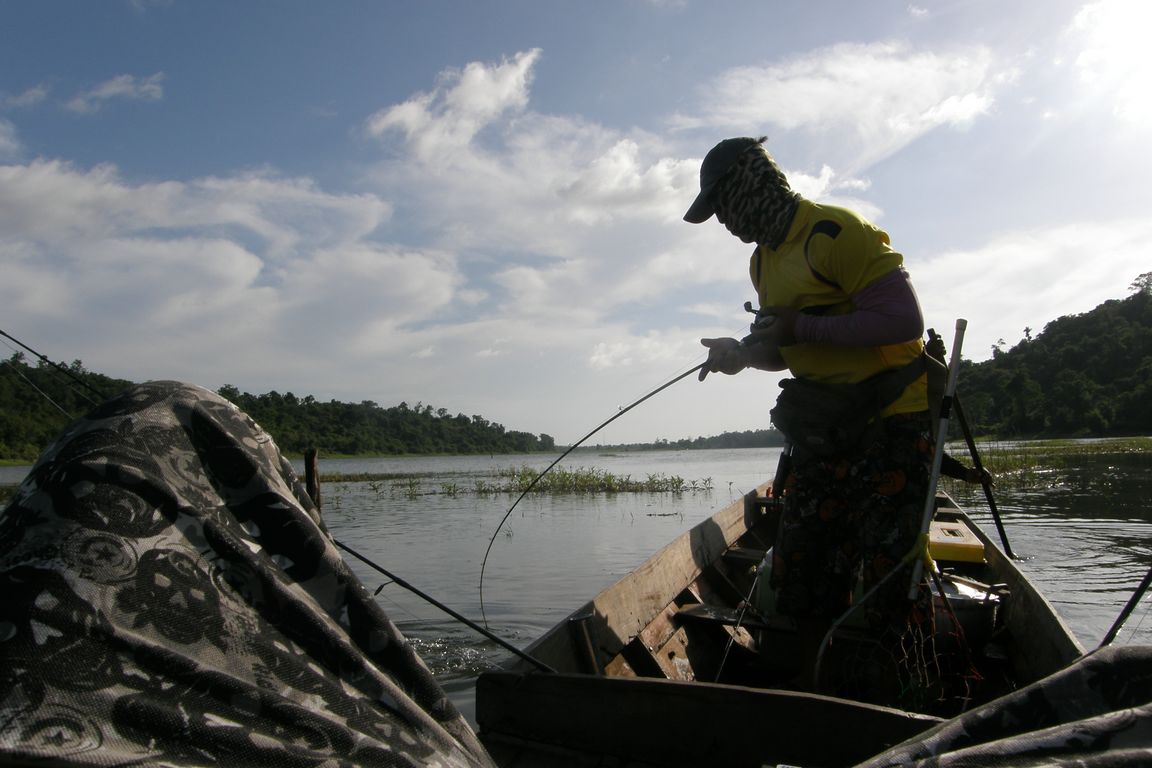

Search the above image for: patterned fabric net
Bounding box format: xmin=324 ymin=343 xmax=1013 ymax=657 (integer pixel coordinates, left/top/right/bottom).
xmin=0 ymin=381 xmax=492 ymax=767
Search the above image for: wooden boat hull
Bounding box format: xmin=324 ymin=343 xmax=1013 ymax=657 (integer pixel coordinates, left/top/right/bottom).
xmin=475 ymin=484 xmax=1086 ymax=767
xmin=479 ymin=673 xmax=943 ymax=767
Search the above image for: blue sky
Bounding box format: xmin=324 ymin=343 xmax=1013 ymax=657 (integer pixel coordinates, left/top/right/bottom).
xmin=2 ymin=0 xmax=1149 ymax=445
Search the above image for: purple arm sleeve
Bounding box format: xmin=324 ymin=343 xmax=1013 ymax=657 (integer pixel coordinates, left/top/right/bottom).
xmin=794 ymin=268 xmax=924 ymax=346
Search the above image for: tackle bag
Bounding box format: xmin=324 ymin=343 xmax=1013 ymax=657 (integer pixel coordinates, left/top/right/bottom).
xmin=770 ymin=356 xmax=926 ymax=460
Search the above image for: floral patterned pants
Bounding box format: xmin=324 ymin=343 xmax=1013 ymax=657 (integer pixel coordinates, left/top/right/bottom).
xmin=771 ymin=411 xmax=935 ymax=627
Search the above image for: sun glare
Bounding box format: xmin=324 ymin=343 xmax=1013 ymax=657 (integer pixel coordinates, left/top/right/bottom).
xmin=1071 ymin=0 xmax=1152 ymax=126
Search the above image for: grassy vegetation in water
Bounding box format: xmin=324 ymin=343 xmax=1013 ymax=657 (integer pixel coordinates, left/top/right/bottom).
xmin=489 ymin=465 xmax=711 ymax=494
xmin=940 ymin=436 xmax=1152 ymax=492
xmin=321 ymin=465 xmax=714 ymax=500
xmin=5 ymin=438 xmax=1148 ymax=507
xmin=0 ymin=465 xmax=713 ymax=507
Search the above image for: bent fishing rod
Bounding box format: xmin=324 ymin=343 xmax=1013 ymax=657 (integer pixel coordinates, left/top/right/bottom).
xmin=478 ymin=360 xmax=706 ymax=627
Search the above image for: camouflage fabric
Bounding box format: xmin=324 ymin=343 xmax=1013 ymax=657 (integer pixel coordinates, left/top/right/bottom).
xmin=711 ymin=139 xmax=801 ymax=249
xmin=856 ymin=644 xmax=1152 ymax=767
xmin=0 ymin=381 xmax=493 ymax=767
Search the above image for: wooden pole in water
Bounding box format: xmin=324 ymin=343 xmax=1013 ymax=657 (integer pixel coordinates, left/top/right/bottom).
xmin=305 ymin=447 xmax=321 ymax=511
xmin=953 ymin=394 xmax=1016 ymax=559
xmin=909 ymin=319 xmax=967 ymax=599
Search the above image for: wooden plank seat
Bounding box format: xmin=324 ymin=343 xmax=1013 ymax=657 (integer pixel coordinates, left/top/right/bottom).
xmin=721 ymin=546 xmax=769 ymax=566
xmin=676 ymin=603 xmax=785 ymax=634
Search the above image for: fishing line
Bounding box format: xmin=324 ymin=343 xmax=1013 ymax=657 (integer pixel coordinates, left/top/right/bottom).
xmin=1124 ymin=600 xmax=1151 ymax=646
xmin=714 ymin=566 xmax=764 ymax=683
xmin=1099 ymin=558 xmax=1152 ymax=648
xmin=478 ymin=359 xmax=707 ymax=628
xmin=334 ymin=538 xmax=556 ymax=673
xmin=0 ymin=328 xmax=108 ymax=405
xmin=0 ymin=356 xmax=72 ymax=419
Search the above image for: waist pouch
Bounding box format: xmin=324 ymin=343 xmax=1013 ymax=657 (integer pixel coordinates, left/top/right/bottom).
xmin=770 ymin=356 xmax=926 ymax=460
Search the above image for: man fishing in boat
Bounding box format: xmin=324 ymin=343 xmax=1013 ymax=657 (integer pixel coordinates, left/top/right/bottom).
xmin=686 ymin=136 xmax=936 ymax=698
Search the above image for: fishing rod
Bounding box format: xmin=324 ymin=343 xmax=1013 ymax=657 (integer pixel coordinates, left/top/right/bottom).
xmin=1098 ymin=559 xmax=1152 ymax=648
xmin=478 ymin=360 xmax=706 ymax=627
xmin=334 ymin=539 xmax=556 ymax=673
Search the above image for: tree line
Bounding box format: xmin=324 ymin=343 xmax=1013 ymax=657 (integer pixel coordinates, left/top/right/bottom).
xmin=593 ymin=428 xmax=787 ymax=452
xmin=953 ymin=275 xmax=1152 ymax=438
xmin=216 ymin=386 xmax=555 ymax=457
xmin=3 ymin=274 xmax=1149 ymax=462
xmin=0 ymin=361 xmax=554 ymax=462
xmin=0 ymin=357 xmax=133 ymax=461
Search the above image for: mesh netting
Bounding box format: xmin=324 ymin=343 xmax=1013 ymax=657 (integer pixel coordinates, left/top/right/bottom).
xmin=812 ymin=560 xmax=987 ymax=718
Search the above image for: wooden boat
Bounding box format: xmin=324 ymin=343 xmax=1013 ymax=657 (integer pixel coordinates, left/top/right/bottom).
xmin=474 ymin=483 xmax=1086 ymax=768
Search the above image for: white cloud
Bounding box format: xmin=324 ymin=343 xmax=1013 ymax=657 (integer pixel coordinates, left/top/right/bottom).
xmin=589 ymin=330 xmax=701 ymax=370
xmin=360 ymin=49 xmax=713 ymax=335
xmin=7 ymin=39 xmax=1140 ymax=445
xmin=1068 ymin=0 xmax=1152 ymax=125
xmin=282 ymin=244 xmax=461 ymax=337
xmin=672 ymin=41 xmax=1000 ymax=175
xmin=1 ymin=48 xmax=727 ymax=436
xmin=915 ymin=220 xmax=1152 ymax=361
xmin=0 ymin=157 xmax=443 ymax=382
xmin=365 ymin=49 xmax=540 ymax=157
xmin=66 ymin=73 xmax=166 ymax=114
xmin=0 ymin=160 xmax=389 ymax=258
xmin=0 ymin=119 xmax=19 ymax=159
xmin=2 ymin=84 xmax=49 ymax=109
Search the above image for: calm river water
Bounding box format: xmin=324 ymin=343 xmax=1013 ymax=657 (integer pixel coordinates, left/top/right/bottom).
xmin=3 ymin=444 xmax=1150 ymax=725
xmin=307 ymin=445 xmax=1152 ymax=724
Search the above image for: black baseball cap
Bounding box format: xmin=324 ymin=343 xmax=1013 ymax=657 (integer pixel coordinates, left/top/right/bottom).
xmin=683 ymin=137 xmax=762 ymax=223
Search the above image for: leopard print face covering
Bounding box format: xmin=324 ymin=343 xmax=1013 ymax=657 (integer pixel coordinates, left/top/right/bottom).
xmin=712 ymin=144 xmax=800 ymax=249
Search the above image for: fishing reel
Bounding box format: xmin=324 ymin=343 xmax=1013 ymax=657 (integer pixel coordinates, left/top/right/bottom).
xmin=744 ymin=301 xmax=776 ymax=331
xmin=742 ymin=301 xmax=776 ymax=346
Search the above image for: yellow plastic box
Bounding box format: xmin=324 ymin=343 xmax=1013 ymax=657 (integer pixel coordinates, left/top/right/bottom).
xmin=929 ymin=519 xmax=986 ymax=563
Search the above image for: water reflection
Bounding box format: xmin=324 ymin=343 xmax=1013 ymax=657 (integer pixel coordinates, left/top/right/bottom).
xmin=944 ymin=457 xmax=1152 ymax=648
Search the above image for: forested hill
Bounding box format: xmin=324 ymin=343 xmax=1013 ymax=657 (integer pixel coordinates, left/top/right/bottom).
xmin=217 ymin=387 xmax=555 ymax=457
xmin=957 ymin=279 xmax=1152 ymax=437
xmin=2 ymin=279 xmax=1149 ymax=461
xmin=0 ymin=361 xmax=554 ymax=462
